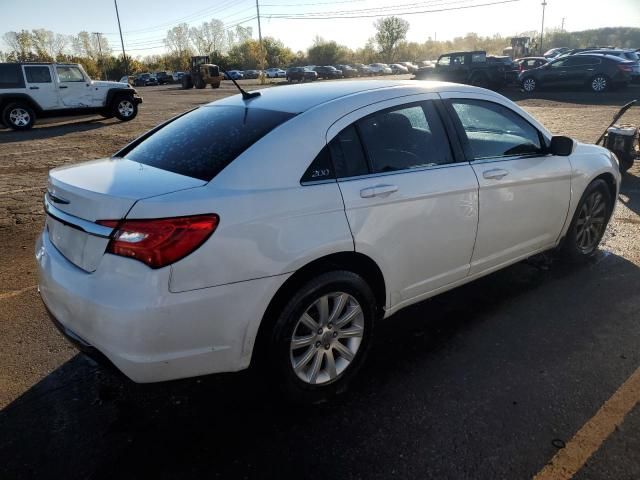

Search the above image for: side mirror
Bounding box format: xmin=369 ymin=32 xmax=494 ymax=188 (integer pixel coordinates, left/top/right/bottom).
xmin=549 ymin=135 xmax=575 ymax=156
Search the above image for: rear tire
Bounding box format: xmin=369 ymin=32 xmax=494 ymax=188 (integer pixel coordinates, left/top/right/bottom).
xmin=590 ymin=74 xmax=609 ymax=93
xmin=266 ymin=271 xmax=377 ymax=404
xmin=194 ymin=76 xmax=206 ymax=89
xmin=522 ymin=77 xmax=537 ymax=92
xmin=2 ymin=102 xmax=35 ymax=130
xmin=559 ymin=179 xmax=612 ymax=262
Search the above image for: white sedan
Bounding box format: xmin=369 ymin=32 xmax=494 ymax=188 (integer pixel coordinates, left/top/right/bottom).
xmin=265 ymin=68 xmax=286 ymax=78
xmin=37 ymin=80 xmax=620 ymax=402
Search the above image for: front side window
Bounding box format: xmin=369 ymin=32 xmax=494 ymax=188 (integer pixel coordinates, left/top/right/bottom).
xmin=25 ymin=66 xmax=52 ymax=83
xmin=56 ymin=66 xmax=85 ymax=82
xmin=450 ymin=99 xmax=543 ymax=160
xmin=120 ymin=106 xmax=295 ymax=182
xmin=356 ymin=101 xmax=452 ymax=173
xmin=438 ymin=56 xmax=451 ymax=66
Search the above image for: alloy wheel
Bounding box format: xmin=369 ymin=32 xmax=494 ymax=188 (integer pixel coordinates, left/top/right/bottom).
xmin=117 ymin=100 xmax=134 ymax=117
xmin=575 ymin=190 xmax=607 ymax=253
xmin=9 ymin=108 xmax=30 ymax=127
xmin=523 ymin=78 xmax=536 ymax=92
xmin=591 ymin=76 xmax=607 ymax=92
xmin=289 ymin=292 xmax=364 ymax=385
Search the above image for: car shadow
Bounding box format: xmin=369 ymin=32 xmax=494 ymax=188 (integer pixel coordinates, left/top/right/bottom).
xmin=0 ymin=118 xmax=110 ymax=143
xmin=2 ymin=251 xmax=640 ymax=479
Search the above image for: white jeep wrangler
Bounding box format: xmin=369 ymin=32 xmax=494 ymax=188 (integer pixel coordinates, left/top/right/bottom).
xmin=0 ymin=63 xmax=142 ymax=130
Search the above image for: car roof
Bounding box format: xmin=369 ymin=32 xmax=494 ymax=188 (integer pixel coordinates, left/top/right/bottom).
xmin=212 ymin=80 xmax=480 ymax=114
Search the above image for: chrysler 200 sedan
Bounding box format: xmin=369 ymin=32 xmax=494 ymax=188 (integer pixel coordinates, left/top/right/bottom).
xmin=37 ymin=80 xmax=620 ymax=402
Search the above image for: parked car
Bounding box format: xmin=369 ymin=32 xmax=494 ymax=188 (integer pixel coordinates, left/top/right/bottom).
xmin=543 ymin=47 xmax=571 ymax=58
xmin=155 ymin=71 xmax=172 ymax=85
xmin=133 ymin=73 xmax=151 ymax=87
xmin=335 ymin=65 xmax=358 ymax=78
xmin=580 ymin=50 xmax=640 ymax=82
xmin=368 ymin=63 xmax=392 ymax=75
xmin=118 ymin=75 xmax=134 ymax=85
xmin=415 ymin=51 xmax=507 ymax=89
xmin=145 ymin=75 xmax=159 ymax=86
xmin=224 ymin=70 xmax=244 ymax=80
xmin=286 ymin=67 xmax=318 ymax=82
xmin=0 ymin=62 xmax=141 ymax=130
xmin=172 ymin=71 xmax=185 ymax=82
xmin=398 ymin=61 xmax=419 ymax=73
xmin=242 ymin=70 xmax=261 ymax=79
xmin=520 ymin=53 xmax=634 ymax=92
xmin=265 ymin=68 xmax=286 ymax=78
xmin=488 ymin=55 xmax=518 ymax=84
xmin=389 ymin=64 xmax=409 ymax=74
xmin=313 ymin=66 xmax=343 ymax=79
xmin=37 ymin=80 xmax=620 ymax=402
xmin=352 ymin=63 xmax=373 ymax=76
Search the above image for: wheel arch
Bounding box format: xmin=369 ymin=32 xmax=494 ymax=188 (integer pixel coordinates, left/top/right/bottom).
xmin=249 ymin=251 xmax=387 ymax=367
xmin=105 ymin=88 xmax=135 ymax=107
xmin=0 ymin=94 xmax=42 ymax=115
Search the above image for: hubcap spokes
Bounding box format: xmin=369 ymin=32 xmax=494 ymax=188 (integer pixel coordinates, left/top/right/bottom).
xmin=524 ymin=79 xmax=535 ymax=91
xmin=576 ymin=191 xmax=606 ymax=252
xmin=290 ymin=292 xmax=364 ymax=385
xmin=592 ymin=77 xmax=606 ymax=91
xmin=9 ymin=108 xmax=29 ymax=126
xmin=118 ymin=101 xmax=134 ymax=116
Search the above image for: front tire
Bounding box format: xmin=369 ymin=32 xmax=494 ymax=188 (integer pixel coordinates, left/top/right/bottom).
xmin=112 ymin=96 xmax=138 ymax=121
xmin=559 ymin=179 xmax=612 ymax=261
xmin=267 ymin=271 xmax=376 ymax=403
xmin=3 ymin=103 xmax=35 ymax=130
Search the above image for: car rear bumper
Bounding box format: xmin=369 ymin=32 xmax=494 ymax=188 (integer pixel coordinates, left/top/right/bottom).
xmin=36 ymin=229 xmax=288 ymax=383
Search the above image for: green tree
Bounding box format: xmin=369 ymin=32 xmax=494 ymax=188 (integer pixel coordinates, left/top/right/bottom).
xmin=374 ymin=16 xmax=409 ymax=62
xmin=307 ymin=37 xmax=349 ymax=65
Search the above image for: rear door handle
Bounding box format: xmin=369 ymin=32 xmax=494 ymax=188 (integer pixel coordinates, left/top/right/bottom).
xmin=360 ymin=184 xmax=399 ymax=198
xmin=29 ymin=86 xmax=39 ymax=90
xmin=482 ymin=168 xmax=509 ymax=180
xmin=59 ymin=85 xmax=68 ymax=89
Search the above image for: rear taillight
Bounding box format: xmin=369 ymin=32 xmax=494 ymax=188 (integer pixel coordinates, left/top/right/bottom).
xmin=617 ymin=64 xmax=633 ymax=72
xmin=97 ymin=214 xmax=219 ymax=268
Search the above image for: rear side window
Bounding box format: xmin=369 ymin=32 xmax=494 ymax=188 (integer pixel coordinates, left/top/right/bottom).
xmin=356 ymin=101 xmax=453 ymax=173
xmin=0 ymin=64 xmax=25 ymax=88
xmin=120 ymin=106 xmax=295 ymax=181
xmin=24 ymin=66 xmax=52 ymax=83
xmin=330 ymin=125 xmax=369 ymax=178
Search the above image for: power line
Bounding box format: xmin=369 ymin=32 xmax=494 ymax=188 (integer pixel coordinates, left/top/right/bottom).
xmin=261 ymin=0 xmax=366 ymax=5
xmin=265 ymin=0 xmax=521 ymax=19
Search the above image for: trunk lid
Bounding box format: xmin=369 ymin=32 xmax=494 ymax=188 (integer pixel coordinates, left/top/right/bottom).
xmin=45 ymin=157 xmax=206 ymax=272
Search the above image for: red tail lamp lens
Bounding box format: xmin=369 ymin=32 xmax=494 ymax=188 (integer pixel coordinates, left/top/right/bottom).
xmin=97 ymin=215 xmax=219 ymax=268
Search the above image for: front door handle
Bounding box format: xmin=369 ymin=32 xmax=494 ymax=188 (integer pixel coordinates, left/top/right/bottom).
xmin=59 ymin=85 xmax=68 ymax=89
xmin=483 ymin=168 xmax=509 ymax=180
xmin=29 ymin=86 xmax=39 ymax=90
xmin=360 ymin=184 xmax=399 ymax=198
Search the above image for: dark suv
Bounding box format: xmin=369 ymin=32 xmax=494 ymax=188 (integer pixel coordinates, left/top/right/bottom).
xmin=313 ymin=66 xmax=343 ymax=79
xmin=286 ymin=67 xmax=317 ymax=82
xmin=155 ymin=71 xmax=172 ymax=84
xmin=520 ymin=54 xmax=634 ymax=93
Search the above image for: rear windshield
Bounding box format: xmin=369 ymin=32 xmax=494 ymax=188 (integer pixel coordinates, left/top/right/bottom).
xmin=120 ymin=105 xmax=295 ymax=181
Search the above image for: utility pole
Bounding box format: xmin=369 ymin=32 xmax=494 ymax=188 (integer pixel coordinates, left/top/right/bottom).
xmin=256 ymin=0 xmax=266 ymax=84
xmin=561 ymin=17 xmax=565 ymax=32
xmin=114 ymin=0 xmax=129 ymax=76
xmin=540 ymin=0 xmax=547 ymax=55
xmin=93 ymin=32 xmax=104 ymax=80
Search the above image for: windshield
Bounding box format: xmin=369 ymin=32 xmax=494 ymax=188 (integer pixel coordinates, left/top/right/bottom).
xmin=119 ymin=106 xmax=296 ymax=181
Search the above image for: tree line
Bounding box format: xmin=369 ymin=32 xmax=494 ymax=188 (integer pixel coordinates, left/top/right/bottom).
xmin=2 ymin=20 xmax=639 ymax=81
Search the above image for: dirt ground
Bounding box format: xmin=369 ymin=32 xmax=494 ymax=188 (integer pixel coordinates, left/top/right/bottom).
xmin=1 ymin=78 xmax=640 ymax=479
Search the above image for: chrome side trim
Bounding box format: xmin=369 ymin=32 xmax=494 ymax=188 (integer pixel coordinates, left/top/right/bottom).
xmin=44 ymin=194 xmax=114 ymax=239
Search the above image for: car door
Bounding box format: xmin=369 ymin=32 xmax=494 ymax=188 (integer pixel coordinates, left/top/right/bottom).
xmin=54 ymin=65 xmax=93 ymax=108
xmin=22 ymin=65 xmax=59 ymax=110
xmin=562 ymin=56 xmax=600 ymax=85
xmin=441 ymin=94 xmax=572 ymax=275
xmin=541 ymin=57 xmax=570 ymax=86
xmin=328 ymin=96 xmax=479 ymax=308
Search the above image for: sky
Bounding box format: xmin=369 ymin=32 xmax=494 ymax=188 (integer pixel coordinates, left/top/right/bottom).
xmin=2 ymin=0 xmax=639 ymax=57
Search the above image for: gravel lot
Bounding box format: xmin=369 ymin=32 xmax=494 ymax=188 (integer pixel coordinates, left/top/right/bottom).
xmin=1 ymin=77 xmax=639 ymax=479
